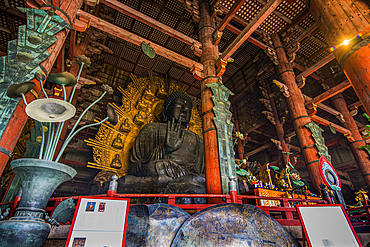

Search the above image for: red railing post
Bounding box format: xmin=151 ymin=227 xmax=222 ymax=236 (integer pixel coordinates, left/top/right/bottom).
xmin=8 ymin=188 xmax=22 ymax=218
xmin=229 ymin=176 xmax=239 ymax=204
xmin=107 ymin=175 xmax=118 ymax=198
xmin=281 ymin=198 xmax=294 ymax=220
xmin=168 ymin=195 xmax=176 ymax=205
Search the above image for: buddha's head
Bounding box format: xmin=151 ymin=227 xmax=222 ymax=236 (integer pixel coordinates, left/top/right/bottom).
xmin=163 ymin=91 xmax=193 ymax=127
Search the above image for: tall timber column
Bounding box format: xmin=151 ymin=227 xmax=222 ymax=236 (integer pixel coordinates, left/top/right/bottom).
xmin=199 ymin=1 xmax=222 ymax=196
xmin=323 ymin=67 xmax=370 ymax=187
xmin=309 ymin=0 xmax=370 ymax=115
xmin=271 ymin=33 xmax=324 ymax=194
xmin=265 ymin=80 xmax=290 ymax=166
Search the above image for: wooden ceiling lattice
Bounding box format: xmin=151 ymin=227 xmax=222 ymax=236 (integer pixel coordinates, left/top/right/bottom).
xmin=314 ymin=30 xmax=328 ymax=44
xmin=276 ymin=0 xmax=306 ymax=20
xmin=138 ymin=54 xmax=156 ymax=68
xmin=13 ymin=18 xmax=26 ymax=34
xmin=0 ymin=31 xmax=10 ymax=47
xmin=166 ymin=37 xmax=185 ymax=53
xmin=123 ymin=48 xmax=140 ymax=63
xmin=149 ymin=29 xmax=170 ymax=45
xmin=158 ymin=10 xmax=178 ymax=28
xmin=312 ymin=49 xmax=331 ymax=63
xmin=134 ymin=65 xmax=150 ymax=76
xmin=107 ymin=40 xmax=123 ymax=54
xmin=118 ymin=0 xmax=140 ymax=9
xmin=118 ymin=60 xmax=135 ymax=71
xmin=10 ymin=0 xmax=26 ymax=8
xmin=114 ymin=12 xmax=134 ymax=30
xmin=132 ymin=20 xmax=152 ymax=38
xmin=300 ymin=38 xmax=323 ymax=58
xmin=298 ymin=14 xmax=315 ymax=29
xmin=164 ymin=0 xmax=185 ymax=15
xmin=0 ymin=11 xmax=7 ymax=28
xmin=153 ymin=60 xmax=171 ymax=74
xmin=260 ymin=12 xmax=286 ymax=34
xmin=236 ymin=1 xmax=263 ymax=22
xmin=139 ymin=1 xmax=161 ymax=19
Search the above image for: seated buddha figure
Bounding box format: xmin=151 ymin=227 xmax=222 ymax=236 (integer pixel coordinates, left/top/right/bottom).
xmin=129 ymin=91 xmax=204 ymax=179
xmin=110 ymin=154 xmax=122 ymax=169
xmin=112 ymin=134 xmax=123 ymax=149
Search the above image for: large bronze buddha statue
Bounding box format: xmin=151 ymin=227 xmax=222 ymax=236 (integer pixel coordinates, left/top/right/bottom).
xmin=129 ymin=91 xmax=204 ymax=179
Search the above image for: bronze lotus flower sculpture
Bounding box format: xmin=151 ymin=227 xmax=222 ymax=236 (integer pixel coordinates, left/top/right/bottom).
xmin=6 ymin=55 xmax=118 ymax=163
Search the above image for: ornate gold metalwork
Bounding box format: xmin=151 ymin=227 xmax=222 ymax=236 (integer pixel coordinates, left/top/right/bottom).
xmin=86 ymin=73 xmax=202 ymax=182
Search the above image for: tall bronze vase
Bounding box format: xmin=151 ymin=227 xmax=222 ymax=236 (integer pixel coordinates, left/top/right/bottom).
xmin=0 ymin=158 xmax=77 ymax=247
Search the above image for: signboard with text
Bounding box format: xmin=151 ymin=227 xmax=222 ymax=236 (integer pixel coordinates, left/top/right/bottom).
xmin=65 ymin=196 xmax=130 ymax=247
xmin=296 ymin=204 xmax=361 ymax=247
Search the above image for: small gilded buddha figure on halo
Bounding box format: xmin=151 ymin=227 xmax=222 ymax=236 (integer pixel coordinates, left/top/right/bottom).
xmin=111 ymin=133 xmax=124 ymax=149
xmin=110 ymin=154 xmax=122 ymax=169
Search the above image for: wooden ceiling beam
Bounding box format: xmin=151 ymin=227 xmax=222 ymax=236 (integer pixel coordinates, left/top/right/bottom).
xmin=245 ymin=143 xmax=273 ymax=157
xmin=296 ymin=53 xmax=335 ymax=80
xmin=218 ymin=0 xmax=282 ymax=62
xmin=348 ymin=101 xmax=362 ymax=110
xmin=279 ymin=7 xmax=309 ymax=34
xmin=77 ymin=10 xmax=203 ymax=71
xmin=244 ymin=123 xmax=264 ymax=134
xmin=311 ymin=115 xmax=354 ymax=141
xmin=303 ymin=94 xmax=344 ymax=119
xmin=305 ymin=80 xmax=351 ymax=106
xmin=100 ymin=0 xmax=202 ymax=48
xmin=293 ymin=63 xmax=321 ymax=81
xmin=308 ymin=46 xmax=327 ymax=61
xmin=231 ymin=80 xmax=258 ymax=103
xmin=216 ymin=17 xmax=269 ymax=50
xmin=255 ymin=0 xmax=292 ymax=24
xmin=287 ymin=23 xmax=318 ymax=47
xmin=216 ymin=0 xmax=247 ymax=33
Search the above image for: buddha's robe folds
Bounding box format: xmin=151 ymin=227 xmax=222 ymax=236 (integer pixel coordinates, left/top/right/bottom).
xmin=130 ymin=123 xmax=204 ymax=178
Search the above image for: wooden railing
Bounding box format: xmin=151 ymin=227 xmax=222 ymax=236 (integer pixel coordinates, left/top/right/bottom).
xmin=0 ymin=192 xmax=324 ymax=227
xmin=346 ymin=205 xmax=370 ymax=231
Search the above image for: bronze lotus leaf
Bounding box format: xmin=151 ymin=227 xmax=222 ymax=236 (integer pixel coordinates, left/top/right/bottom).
xmin=28 ymin=35 xmax=43 ymax=45
xmin=76 ymin=55 xmax=91 ymax=68
xmin=47 ymin=72 xmax=77 ymax=87
xmin=107 ymin=104 xmax=119 ymax=125
xmin=7 ymin=81 xmax=36 ymax=98
xmin=35 ymin=70 xmax=47 ymax=82
xmin=101 ymin=84 xmax=114 ymax=94
xmin=17 ymin=52 xmax=33 ymax=63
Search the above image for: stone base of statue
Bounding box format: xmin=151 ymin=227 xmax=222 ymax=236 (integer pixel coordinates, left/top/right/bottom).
xmin=0 ymin=158 xmax=76 ymax=247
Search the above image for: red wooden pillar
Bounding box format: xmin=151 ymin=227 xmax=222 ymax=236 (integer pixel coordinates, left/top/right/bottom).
xmin=199 ymin=1 xmax=222 ymax=199
xmin=309 ymin=0 xmax=370 ymax=116
xmin=322 ymin=67 xmax=370 ymax=187
xmin=271 ymin=33 xmax=324 ymax=194
xmin=265 ymin=79 xmax=290 ymax=166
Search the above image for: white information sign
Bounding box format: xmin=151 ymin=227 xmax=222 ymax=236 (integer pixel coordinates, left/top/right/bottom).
xmin=66 ymin=197 xmax=129 ymax=247
xmin=296 ymin=205 xmax=361 ymax=247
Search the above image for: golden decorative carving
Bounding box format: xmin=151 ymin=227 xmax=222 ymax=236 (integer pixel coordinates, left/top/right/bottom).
xmin=86 ymin=73 xmax=202 ymax=182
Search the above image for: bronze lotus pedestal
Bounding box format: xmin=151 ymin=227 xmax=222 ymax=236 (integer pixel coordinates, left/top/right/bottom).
xmin=0 ymin=158 xmax=76 ymax=247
